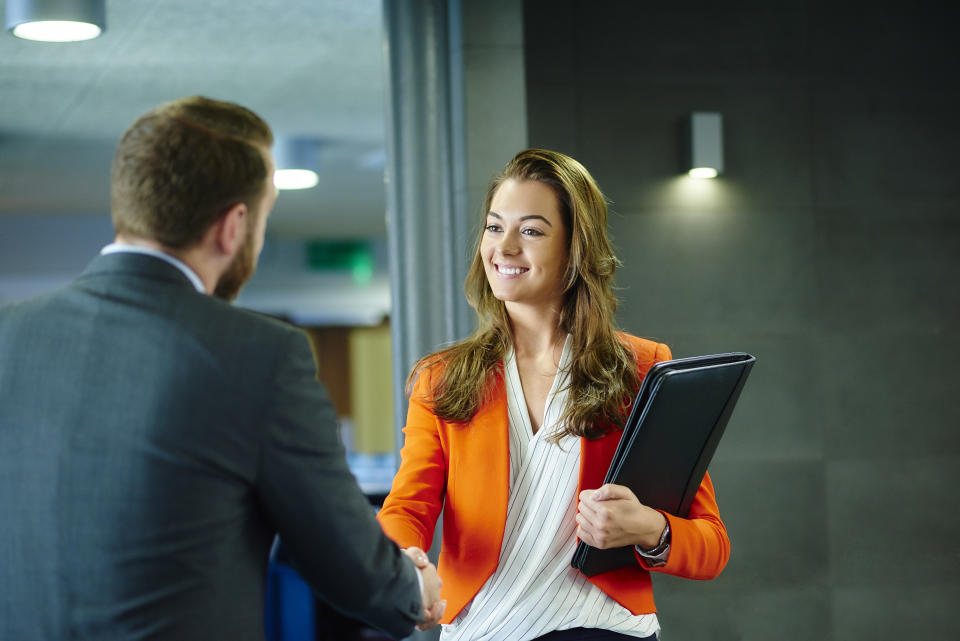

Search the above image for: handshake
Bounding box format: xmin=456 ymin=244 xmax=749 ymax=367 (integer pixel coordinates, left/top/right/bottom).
xmin=402 ymin=546 xmax=446 ymax=630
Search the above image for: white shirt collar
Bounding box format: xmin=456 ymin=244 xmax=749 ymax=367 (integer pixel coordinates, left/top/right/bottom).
xmin=100 ymin=243 xmax=206 ymax=294
xmin=504 ymin=333 xmax=573 ymax=443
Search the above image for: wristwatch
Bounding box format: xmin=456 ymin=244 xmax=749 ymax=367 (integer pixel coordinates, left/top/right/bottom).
xmin=635 ymin=521 xmax=671 ymax=564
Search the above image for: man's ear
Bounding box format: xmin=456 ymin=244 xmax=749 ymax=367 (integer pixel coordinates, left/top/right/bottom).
xmin=213 ymin=203 xmax=248 ymax=257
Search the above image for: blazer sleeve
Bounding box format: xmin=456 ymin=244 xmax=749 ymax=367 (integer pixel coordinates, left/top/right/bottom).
xmin=377 ymin=366 xmax=447 ymax=552
xmin=633 ymin=342 xmax=731 ymax=580
xmin=255 ymin=329 xmax=422 ymax=639
xmin=636 ymin=472 xmax=730 ymax=580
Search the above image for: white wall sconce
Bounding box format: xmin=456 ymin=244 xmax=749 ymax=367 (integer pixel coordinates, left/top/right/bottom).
xmin=273 ymin=138 xmax=320 ymax=191
xmin=686 ymin=112 xmax=723 ymax=179
xmin=6 ymin=0 xmax=105 ymax=42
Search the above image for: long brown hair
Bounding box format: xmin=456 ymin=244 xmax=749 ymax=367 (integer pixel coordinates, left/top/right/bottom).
xmin=410 ymin=148 xmax=641 ymax=439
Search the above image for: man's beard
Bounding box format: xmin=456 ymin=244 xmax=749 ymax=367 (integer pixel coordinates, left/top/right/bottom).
xmin=213 ymin=227 xmax=256 ymax=301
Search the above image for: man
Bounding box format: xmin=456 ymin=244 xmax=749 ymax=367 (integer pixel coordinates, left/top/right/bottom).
xmin=0 ymin=96 xmax=443 ymax=640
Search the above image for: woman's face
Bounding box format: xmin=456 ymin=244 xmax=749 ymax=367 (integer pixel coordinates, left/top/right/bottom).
xmin=481 ymin=178 xmax=569 ymax=311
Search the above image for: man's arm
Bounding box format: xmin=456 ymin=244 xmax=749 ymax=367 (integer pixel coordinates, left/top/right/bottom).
xmin=255 ymin=329 xmax=425 ymax=639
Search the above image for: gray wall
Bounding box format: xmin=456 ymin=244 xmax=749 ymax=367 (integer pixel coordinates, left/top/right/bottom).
xmin=525 ymin=2 xmax=959 ymax=639
xmin=456 ymin=0 xmax=530 ymax=337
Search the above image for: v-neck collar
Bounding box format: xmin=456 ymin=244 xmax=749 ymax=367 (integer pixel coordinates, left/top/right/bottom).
xmin=504 ymin=334 xmax=572 ymax=442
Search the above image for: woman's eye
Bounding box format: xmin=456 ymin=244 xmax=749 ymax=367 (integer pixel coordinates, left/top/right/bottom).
xmin=485 ymin=224 xmax=502 ymax=233
xmin=522 ymin=228 xmax=543 ymax=236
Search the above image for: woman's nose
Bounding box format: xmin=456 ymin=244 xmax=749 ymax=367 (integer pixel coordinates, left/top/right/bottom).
xmin=496 ymin=229 xmax=521 ymax=255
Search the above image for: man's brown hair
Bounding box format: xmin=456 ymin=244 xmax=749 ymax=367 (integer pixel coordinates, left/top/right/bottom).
xmin=111 ymin=96 xmax=274 ymax=249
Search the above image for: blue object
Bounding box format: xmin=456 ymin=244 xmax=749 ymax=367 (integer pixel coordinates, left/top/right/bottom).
xmin=265 ymin=538 xmax=315 ymax=641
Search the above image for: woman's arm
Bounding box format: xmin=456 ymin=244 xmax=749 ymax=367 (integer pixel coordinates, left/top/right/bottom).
xmin=377 ymin=369 xmax=448 ymax=551
xmin=641 ymin=471 xmax=729 ymax=580
xmin=576 ymin=338 xmax=731 ymax=580
xmin=642 ymin=341 xmax=730 ymax=579
xmin=576 ymin=472 xmax=730 ymax=580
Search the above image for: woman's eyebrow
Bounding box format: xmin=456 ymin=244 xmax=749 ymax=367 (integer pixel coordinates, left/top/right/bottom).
xmin=487 ymin=211 xmax=553 ymax=227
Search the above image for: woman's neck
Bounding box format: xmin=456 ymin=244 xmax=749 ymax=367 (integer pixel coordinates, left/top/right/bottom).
xmin=506 ymin=301 xmax=565 ymax=359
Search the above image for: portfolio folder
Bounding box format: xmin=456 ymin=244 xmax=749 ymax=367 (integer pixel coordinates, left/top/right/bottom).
xmin=571 ymin=352 xmax=756 ymax=576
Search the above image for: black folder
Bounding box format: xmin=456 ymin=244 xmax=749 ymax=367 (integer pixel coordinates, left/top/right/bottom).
xmin=571 ymin=352 xmax=756 ymax=576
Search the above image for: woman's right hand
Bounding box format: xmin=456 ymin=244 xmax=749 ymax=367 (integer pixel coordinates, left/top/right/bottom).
xmin=402 ymin=546 xmax=446 ymax=630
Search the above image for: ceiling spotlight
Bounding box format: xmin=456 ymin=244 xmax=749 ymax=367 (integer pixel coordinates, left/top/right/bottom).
xmin=274 ymin=169 xmax=320 ymax=191
xmin=6 ymin=0 xmax=106 ymax=42
xmin=273 ymin=137 xmax=320 ymax=191
xmin=686 ymin=112 xmax=723 ymax=179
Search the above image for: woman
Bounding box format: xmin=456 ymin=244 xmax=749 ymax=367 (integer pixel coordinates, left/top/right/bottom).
xmin=378 ymin=149 xmax=729 ymax=641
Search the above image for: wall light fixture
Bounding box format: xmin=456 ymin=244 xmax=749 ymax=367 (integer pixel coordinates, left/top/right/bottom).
xmin=687 ymin=112 xmax=723 ymax=179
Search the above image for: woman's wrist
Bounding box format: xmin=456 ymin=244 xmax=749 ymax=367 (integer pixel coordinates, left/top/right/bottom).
xmin=635 ymin=519 xmax=671 ymax=567
xmin=637 ymin=511 xmax=669 ymax=550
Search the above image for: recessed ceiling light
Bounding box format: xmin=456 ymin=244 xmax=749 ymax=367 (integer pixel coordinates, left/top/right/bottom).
xmin=6 ymin=0 xmax=106 ymax=42
xmin=12 ymin=20 xmax=101 ymax=42
xmin=274 ymin=169 xmax=320 ymax=191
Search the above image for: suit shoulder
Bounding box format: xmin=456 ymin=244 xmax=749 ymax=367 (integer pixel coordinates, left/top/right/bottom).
xmin=204 ymin=299 xmax=305 ymax=340
xmin=236 ymin=305 xmax=304 ymax=338
xmin=178 ymin=298 xmax=313 ymax=366
xmin=0 ymin=287 xmax=72 ymax=320
xmin=617 ymin=331 xmax=669 ymax=358
xmin=616 ymin=332 xmax=672 ymax=376
xmin=407 ymin=352 xmax=446 ymax=398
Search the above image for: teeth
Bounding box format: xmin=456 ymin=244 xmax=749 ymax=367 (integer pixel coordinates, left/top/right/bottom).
xmin=497 ymin=264 xmax=526 ymax=275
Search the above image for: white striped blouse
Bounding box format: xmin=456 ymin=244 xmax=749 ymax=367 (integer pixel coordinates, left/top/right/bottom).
xmin=440 ymin=337 xmax=659 ymax=641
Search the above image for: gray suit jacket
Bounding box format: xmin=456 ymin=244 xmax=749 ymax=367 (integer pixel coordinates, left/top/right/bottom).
xmin=0 ymin=252 xmax=421 ymax=640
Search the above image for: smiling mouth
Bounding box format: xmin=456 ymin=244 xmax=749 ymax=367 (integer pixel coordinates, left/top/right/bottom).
xmin=495 ymin=263 xmax=529 ymax=275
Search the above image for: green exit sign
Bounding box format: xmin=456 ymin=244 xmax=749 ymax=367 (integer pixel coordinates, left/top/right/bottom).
xmin=305 ymin=240 xmax=374 ymax=284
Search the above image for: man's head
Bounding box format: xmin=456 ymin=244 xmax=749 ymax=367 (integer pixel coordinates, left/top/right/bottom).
xmin=111 ymin=96 xmax=276 ymax=299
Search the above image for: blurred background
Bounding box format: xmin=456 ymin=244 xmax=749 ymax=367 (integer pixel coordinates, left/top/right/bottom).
xmin=1 ymin=1 xmax=958 ymax=639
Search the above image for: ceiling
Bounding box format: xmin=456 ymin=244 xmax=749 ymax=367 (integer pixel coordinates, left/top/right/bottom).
xmin=0 ymin=0 xmax=389 ymax=239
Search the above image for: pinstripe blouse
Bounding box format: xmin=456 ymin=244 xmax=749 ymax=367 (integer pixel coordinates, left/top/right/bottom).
xmin=440 ymin=337 xmax=659 ymax=641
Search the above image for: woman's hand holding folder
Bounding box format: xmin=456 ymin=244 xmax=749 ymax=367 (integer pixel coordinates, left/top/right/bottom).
xmin=575 ymin=483 xmax=669 ymax=551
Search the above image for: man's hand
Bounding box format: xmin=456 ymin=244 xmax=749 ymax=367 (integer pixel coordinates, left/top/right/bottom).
xmin=575 ymin=484 xmax=667 ymax=550
xmin=402 ymin=547 xmax=445 ymax=630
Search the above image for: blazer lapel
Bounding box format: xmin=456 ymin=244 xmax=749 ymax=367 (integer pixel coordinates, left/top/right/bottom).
xmin=577 ymin=430 xmax=623 ymax=495
xmin=463 ymin=369 xmax=511 ymax=555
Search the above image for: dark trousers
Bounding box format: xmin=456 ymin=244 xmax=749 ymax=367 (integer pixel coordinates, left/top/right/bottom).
xmin=531 ymin=629 xmax=657 ymax=641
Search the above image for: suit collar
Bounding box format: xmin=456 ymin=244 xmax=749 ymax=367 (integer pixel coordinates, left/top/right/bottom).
xmin=78 ymin=251 xmax=200 ymax=292
xmin=100 ymin=243 xmax=206 ymax=292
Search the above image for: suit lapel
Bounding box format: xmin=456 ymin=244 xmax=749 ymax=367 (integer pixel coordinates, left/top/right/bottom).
xmin=465 ymin=369 xmax=511 ymax=552
xmin=470 ymin=369 xmax=624 ymax=567
xmin=577 ymin=430 xmax=623 ymax=495
xmin=477 ymin=368 xmax=623 ymax=520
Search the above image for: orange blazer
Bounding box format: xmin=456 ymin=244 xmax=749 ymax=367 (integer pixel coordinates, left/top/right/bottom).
xmin=378 ymin=334 xmax=730 ymax=623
